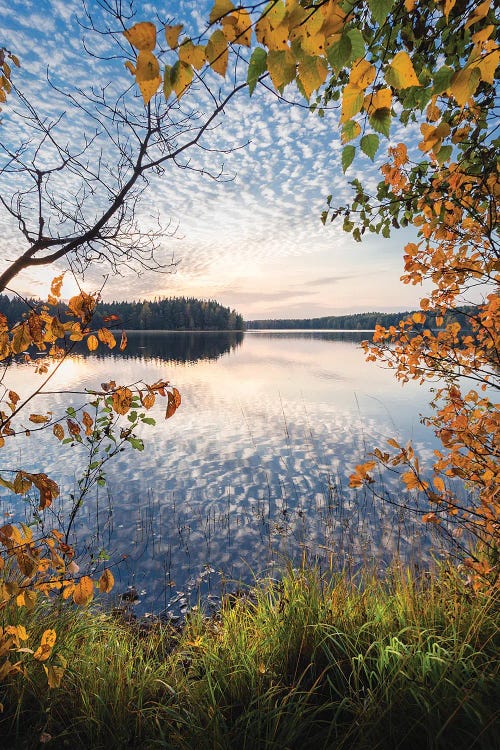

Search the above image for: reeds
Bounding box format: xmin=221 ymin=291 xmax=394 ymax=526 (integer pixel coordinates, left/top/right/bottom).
xmin=1 ymin=561 xmax=498 ymax=749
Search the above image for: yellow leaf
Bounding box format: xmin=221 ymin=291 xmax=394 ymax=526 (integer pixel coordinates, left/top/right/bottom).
xmin=44 ymin=663 xmax=65 ymax=688
xmin=68 ymin=292 xmax=95 ymax=321
xmin=472 ymin=25 xmax=494 ymax=45
xmin=426 ymin=99 xmax=441 ymax=121
xmin=464 ymin=0 xmax=491 ymax=30
xmin=298 ymin=56 xmax=328 ymax=99
xmin=179 ymin=40 xmax=206 ymax=70
xmin=120 ymin=331 xmax=128 ymax=351
xmin=87 ymin=334 xmax=99 ymax=352
xmin=135 ymin=50 xmax=162 ymax=105
xmin=448 ymin=66 xmax=481 ymax=107
xmin=349 ymin=59 xmax=376 ymax=90
xmin=442 ymin=0 xmax=457 ymax=19
xmin=16 ymin=625 xmax=28 ymax=641
xmin=97 ymin=327 xmax=116 ymax=349
xmin=221 ymin=9 xmax=252 ymax=47
xmin=206 ymin=29 xmax=229 ymax=77
xmin=0 ymin=332 xmax=10 ymax=359
xmin=341 ymin=83 xmax=363 ymax=123
xmin=388 ymin=51 xmax=420 ymax=88
xmin=209 ymin=0 xmax=235 ymax=24
xmin=255 ymin=16 xmax=289 ymax=51
xmin=165 ymin=24 xmax=184 ymax=50
xmin=320 ymin=1 xmax=348 ymax=38
xmin=73 ymin=576 xmax=94 ymax=606
xmin=171 ymin=60 xmax=194 ymax=100
xmin=98 ymin=569 xmax=115 ymax=593
xmin=470 ymin=45 xmax=500 ymax=85
xmin=50 ymin=316 xmax=66 ymax=339
xmin=124 ymin=60 xmax=136 ymax=76
xmin=12 ymin=323 xmax=31 ymax=354
xmin=41 ymin=629 xmax=57 ymax=648
xmin=33 ymin=644 xmax=51 ymax=662
xmin=123 ymin=21 xmax=157 ymax=51
xmin=364 ymin=87 xmax=392 ymax=114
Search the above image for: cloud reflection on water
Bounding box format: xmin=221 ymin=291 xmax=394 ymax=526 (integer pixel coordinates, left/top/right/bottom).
xmin=0 ymin=331 xmax=443 ymax=614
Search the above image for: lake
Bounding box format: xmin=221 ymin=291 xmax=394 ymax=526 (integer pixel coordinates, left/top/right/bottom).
xmin=1 ymin=331 xmax=445 ymax=615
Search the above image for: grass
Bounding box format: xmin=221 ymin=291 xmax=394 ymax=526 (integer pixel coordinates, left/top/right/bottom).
xmin=1 ymin=562 xmax=498 ymax=749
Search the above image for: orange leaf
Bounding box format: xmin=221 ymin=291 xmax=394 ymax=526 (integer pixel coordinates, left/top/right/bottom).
xmin=29 ymin=414 xmax=50 ymax=424
xmin=73 ymin=576 xmax=94 ymax=606
xmin=98 ymin=568 xmax=115 ymax=593
xmin=97 ymin=328 xmax=116 ymax=349
xmin=112 ymin=387 xmax=133 ymax=415
xmin=87 ymin=335 xmax=98 ymax=352
xmin=166 ymin=391 xmax=177 ymax=419
xmin=123 ymin=21 xmax=157 ymax=51
xmin=82 ymin=411 xmax=93 ymax=436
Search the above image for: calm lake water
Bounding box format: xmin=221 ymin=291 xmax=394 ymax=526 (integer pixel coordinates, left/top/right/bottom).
xmin=1 ymin=331 xmax=444 ymax=615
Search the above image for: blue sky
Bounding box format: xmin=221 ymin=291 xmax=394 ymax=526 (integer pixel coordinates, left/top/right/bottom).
xmin=0 ymin=0 xmax=430 ymax=319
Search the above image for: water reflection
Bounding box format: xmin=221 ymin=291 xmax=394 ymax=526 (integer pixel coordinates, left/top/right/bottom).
xmin=0 ymin=331 xmax=446 ymax=616
xmin=73 ymin=330 xmax=244 ymax=364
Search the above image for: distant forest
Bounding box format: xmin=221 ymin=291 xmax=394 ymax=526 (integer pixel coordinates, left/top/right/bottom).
xmin=0 ymin=294 xmax=478 ymax=333
xmin=246 ymin=307 xmax=478 ymax=330
xmin=0 ymin=295 xmax=244 ymax=331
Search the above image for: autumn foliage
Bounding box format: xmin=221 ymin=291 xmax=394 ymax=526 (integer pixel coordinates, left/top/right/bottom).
xmin=0 ymin=273 xmax=181 ymax=689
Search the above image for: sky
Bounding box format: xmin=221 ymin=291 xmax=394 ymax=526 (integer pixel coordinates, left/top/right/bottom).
xmin=0 ymin=0 xmax=431 ymax=320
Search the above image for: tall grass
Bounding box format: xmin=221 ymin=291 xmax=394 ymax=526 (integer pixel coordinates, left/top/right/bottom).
xmin=1 ymin=563 xmax=498 ymax=749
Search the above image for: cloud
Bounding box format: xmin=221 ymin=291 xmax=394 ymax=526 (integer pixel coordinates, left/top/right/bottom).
xmin=304 ymin=275 xmax=361 ymax=287
xmin=0 ymin=0 xmax=424 ymax=319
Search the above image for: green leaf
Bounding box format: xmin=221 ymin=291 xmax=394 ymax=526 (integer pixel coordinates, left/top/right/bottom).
xmin=368 ymin=0 xmax=394 ymax=25
xmin=247 ymin=47 xmax=267 ymax=96
xmin=327 ymin=34 xmax=352 ymax=71
xmin=141 ymin=417 xmax=156 ymax=425
xmin=128 ymin=436 xmax=145 ymax=451
xmin=269 ymin=49 xmax=297 ymax=92
xmin=163 ymin=65 xmax=172 ymax=100
xmin=347 ymin=29 xmax=365 ymax=61
xmin=435 ymin=145 xmax=453 ymax=166
xmin=360 ymin=133 xmax=380 ymax=161
xmin=432 ymin=66 xmax=453 ymax=95
xmin=369 ymin=108 xmax=391 ymax=137
xmin=342 ymin=145 xmax=356 ymax=173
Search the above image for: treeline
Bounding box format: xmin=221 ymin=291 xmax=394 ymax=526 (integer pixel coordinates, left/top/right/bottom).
xmin=246 ymin=306 xmax=478 ymax=330
xmin=0 ymin=295 xmax=244 ymax=331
